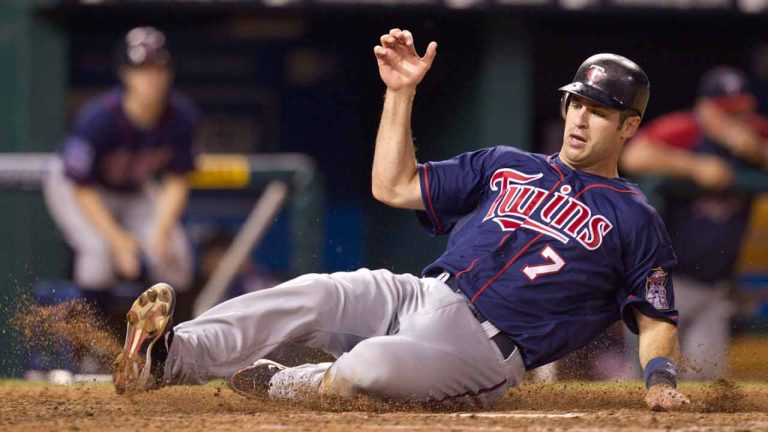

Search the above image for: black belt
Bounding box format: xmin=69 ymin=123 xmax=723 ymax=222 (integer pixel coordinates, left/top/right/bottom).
xmin=442 ymin=274 xmax=518 ymax=360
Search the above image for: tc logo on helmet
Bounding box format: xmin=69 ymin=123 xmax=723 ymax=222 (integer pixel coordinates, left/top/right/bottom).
xmin=586 ymin=65 xmax=607 ymax=83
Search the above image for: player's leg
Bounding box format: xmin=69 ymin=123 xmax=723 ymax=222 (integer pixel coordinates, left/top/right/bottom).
xmin=43 ymin=159 xmax=118 ymax=290
xmin=121 ymin=184 xmax=193 ymax=290
xmin=675 ymin=276 xmax=733 ymax=380
xmin=264 ymin=277 xmax=524 ymax=407
xmin=162 ymin=268 xmax=424 ymax=385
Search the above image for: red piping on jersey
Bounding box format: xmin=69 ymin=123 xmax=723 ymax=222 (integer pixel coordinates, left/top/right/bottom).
xmin=549 ymin=159 xmax=565 ymax=180
xmin=498 ymin=234 xmax=511 ymax=247
xmin=471 ymin=233 xmax=544 ymax=303
xmin=455 ymin=257 xmax=479 ymax=279
xmin=422 ymin=164 xmax=443 ymax=235
xmin=572 ymin=184 xmax=640 ymax=199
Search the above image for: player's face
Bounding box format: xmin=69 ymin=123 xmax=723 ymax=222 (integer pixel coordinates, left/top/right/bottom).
xmin=121 ymin=64 xmax=173 ymax=105
xmin=560 ymin=96 xmax=640 ymax=174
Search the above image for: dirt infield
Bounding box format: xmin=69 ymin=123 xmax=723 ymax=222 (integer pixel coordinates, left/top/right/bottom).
xmin=5 ymin=300 xmax=768 ymax=430
xmin=2 ymin=380 xmax=767 ymax=431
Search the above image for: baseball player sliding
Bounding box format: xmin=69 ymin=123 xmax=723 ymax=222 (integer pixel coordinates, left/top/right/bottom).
xmin=113 ymin=29 xmax=689 ymax=410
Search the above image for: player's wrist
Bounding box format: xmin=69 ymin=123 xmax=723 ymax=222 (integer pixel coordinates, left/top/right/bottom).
xmin=386 ymin=87 xmax=416 ymax=98
xmin=643 ymin=357 xmax=678 ymax=389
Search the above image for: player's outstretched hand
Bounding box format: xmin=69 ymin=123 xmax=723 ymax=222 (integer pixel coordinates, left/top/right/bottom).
xmin=374 ymin=28 xmax=437 ymax=92
xmin=645 ymin=384 xmax=691 ymax=411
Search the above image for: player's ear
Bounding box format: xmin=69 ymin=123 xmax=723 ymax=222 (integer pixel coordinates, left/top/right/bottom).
xmin=620 ymin=115 xmax=641 ymax=140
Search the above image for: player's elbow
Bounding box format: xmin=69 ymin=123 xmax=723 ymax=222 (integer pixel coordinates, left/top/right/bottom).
xmin=371 ymin=182 xmax=411 ymax=209
xmin=371 ymin=182 xmax=400 ymax=207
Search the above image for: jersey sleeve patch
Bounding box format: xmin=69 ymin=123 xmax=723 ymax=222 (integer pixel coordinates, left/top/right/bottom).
xmin=645 ymin=267 xmax=670 ymax=310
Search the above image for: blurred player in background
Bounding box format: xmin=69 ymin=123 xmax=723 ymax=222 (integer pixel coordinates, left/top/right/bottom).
xmin=44 ymin=26 xmax=198 ymax=338
xmin=621 ymin=66 xmax=768 ymax=379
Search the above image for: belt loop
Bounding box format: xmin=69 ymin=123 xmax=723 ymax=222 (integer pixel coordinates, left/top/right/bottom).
xmin=437 ymin=271 xmax=450 ymax=284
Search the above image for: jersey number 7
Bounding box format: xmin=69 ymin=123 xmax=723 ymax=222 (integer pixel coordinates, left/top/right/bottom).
xmin=522 ymin=245 xmax=565 ymax=281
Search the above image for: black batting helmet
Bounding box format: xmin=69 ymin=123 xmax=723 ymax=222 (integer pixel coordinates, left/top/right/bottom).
xmin=117 ymin=26 xmax=171 ymax=69
xmin=559 ymin=53 xmax=650 ymax=119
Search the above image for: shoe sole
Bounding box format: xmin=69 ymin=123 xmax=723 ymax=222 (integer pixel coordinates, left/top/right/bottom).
xmin=117 ymin=282 xmax=176 ymax=391
xmin=228 ymin=359 xmax=286 ymax=398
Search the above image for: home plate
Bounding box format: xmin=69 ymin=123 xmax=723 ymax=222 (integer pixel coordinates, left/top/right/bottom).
xmin=454 ymin=412 xmax=584 ymax=418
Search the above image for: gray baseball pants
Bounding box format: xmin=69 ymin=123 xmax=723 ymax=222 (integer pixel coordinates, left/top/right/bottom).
xmin=674 ymin=275 xmax=734 ymax=380
xmin=43 ymin=159 xmax=193 ymax=291
xmin=165 ymin=268 xmax=525 ymax=407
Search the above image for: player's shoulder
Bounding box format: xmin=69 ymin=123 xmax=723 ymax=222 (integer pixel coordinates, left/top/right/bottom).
xmin=609 ymin=181 xmax=665 ymax=226
xmin=73 ymin=89 xmax=121 ymax=129
xmin=167 ymin=90 xmax=200 ymax=126
xmin=638 ymin=111 xmax=699 ymax=141
xmin=482 ymin=145 xmax=549 ymax=168
xmin=646 ymin=110 xmax=696 ymax=125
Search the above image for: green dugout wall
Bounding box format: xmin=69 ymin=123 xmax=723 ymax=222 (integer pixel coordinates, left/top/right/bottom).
xmin=0 ymin=1 xmax=66 ymax=376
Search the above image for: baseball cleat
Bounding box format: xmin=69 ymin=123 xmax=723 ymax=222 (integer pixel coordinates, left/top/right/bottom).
xmin=112 ymin=282 xmax=176 ymax=394
xmin=228 ymin=359 xmax=287 ymax=398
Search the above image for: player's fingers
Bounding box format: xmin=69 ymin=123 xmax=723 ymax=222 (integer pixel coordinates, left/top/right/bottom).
xmin=118 ymin=255 xmax=140 ymax=279
xmin=657 ymin=391 xmax=689 ymax=411
xmin=422 ymin=41 xmax=438 ymax=67
xmin=380 ymin=34 xmax=396 ymax=49
xmin=672 ymin=392 xmax=691 ymax=405
xmin=402 ymin=29 xmax=414 ymax=46
xmin=389 ymin=28 xmax=403 ymax=41
xmin=374 ymin=45 xmax=399 ymax=64
xmin=402 ymin=30 xmax=417 ymax=55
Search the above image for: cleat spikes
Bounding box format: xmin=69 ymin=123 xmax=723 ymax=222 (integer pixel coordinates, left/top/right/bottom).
xmin=113 ymin=283 xmax=176 ymax=394
xmin=158 ymin=289 xmax=171 ymax=303
xmin=127 ymin=310 xmax=139 ymax=325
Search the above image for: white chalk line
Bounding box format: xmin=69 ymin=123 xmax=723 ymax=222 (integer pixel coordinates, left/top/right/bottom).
xmin=455 ymin=412 xmax=584 ymax=418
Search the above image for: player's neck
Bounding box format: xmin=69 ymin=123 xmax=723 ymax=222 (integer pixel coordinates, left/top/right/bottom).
xmin=560 ymin=156 xmax=619 ymax=178
xmin=122 ymin=92 xmax=166 ymax=130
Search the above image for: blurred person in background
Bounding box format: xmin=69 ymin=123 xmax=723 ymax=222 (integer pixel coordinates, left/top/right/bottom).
xmin=43 ymin=26 xmax=198 ymax=346
xmin=621 ymin=66 xmax=768 ymax=379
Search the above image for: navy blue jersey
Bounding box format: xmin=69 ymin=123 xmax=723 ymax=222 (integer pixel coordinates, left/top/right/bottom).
xmin=417 ymin=146 xmax=678 ymax=369
xmin=61 ymin=87 xmax=199 ymax=191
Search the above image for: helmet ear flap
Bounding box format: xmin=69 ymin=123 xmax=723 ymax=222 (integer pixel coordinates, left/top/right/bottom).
xmin=560 ymin=93 xmax=570 ymax=120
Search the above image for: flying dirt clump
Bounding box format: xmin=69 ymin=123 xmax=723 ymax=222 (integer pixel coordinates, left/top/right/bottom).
xmin=11 ymin=298 xmax=122 ymax=369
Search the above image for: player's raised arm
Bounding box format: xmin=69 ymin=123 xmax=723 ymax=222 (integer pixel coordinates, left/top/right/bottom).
xmin=371 ymin=28 xmax=437 ymax=210
xmin=633 ymin=309 xmax=691 ymax=411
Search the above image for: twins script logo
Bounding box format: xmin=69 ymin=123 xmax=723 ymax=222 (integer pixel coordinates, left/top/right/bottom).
xmin=482 ymin=168 xmax=613 ymax=250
